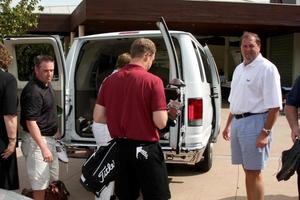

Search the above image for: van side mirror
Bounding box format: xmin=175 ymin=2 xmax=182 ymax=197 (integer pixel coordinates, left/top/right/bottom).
xmin=168 ymin=78 xmax=185 ymax=87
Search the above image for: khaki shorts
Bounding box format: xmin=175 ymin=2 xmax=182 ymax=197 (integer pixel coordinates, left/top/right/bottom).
xmin=21 ymin=133 xmax=59 ymax=190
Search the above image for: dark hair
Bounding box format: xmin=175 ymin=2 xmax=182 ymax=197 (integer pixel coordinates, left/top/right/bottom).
xmin=34 ymin=55 xmax=54 ymax=68
xmin=130 ymin=38 xmax=156 ymax=58
xmin=240 ymin=31 xmax=261 ymax=47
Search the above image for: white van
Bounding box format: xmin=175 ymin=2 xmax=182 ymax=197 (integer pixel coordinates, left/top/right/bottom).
xmin=4 ymin=19 xmax=221 ymax=172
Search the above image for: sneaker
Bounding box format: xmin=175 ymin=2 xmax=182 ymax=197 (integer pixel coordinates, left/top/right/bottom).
xmin=56 ymin=140 xmax=69 ymax=163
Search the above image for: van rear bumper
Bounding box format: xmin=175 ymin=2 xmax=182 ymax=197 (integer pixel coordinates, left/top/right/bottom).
xmin=161 ymin=147 xmax=205 ymax=164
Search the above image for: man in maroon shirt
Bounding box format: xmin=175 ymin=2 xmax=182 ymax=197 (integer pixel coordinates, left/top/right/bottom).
xmin=93 ymin=38 xmax=170 ymax=200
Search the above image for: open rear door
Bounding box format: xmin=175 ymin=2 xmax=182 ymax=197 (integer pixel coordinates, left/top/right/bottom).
xmin=157 ymin=17 xmax=184 ymax=153
xmin=3 ymin=36 xmax=66 ymax=137
xmin=203 ymin=45 xmax=221 ymax=142
xmin=156 ymin=17 xmax=181 ymax=80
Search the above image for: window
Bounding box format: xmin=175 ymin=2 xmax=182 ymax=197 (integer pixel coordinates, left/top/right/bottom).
xmin=15 ymin=44 xmax=59 ymax=81
xmin=192 ymin=42 xmax=204 ymax=82
xmin=199 ymin=47 xmax=212 ymax=83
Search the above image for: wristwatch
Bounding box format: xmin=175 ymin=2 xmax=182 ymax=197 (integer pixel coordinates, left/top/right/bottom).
xmin=262 ymin=128 xmax=271 ymax=135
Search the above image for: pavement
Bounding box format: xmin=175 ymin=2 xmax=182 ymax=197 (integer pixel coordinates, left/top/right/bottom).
xmin=167 ymin=106 xmax=298 ymax=200
xmin=12 ymin=106 xmax=299 ymax=200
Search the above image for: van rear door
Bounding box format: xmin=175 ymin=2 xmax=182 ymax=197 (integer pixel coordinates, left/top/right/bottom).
xmin=203 ymin=45 xmax=221 ymax=142
xmin=157 ymin=17 xmax=184 ymax=153
xmin=3 ymin=36 xmax=66 ymax=137
xmin=156 ymin=17 xmax=181 ymax=80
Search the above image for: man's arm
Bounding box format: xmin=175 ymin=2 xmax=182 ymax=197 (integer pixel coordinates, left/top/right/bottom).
xmin=256 ymin=107 xmax=280 ymax=148
xmin=153 ymin=110 xmax=168 ymax=129
xmin=263 ymin=107 xmax=280 ymax=131
xmin=1 ymin=115 xmax=17 ymax=159
xmin=26 ymin=120 xmax=53 ymax=162
xmin=284 ymin=76 xmax=300 ymax=142
xmin=222 ymin=112 xmax=234 ymax=141
xmin=93 ymin=104 xmax=107 ymax=124
xmin=284 ymin=105 xmax=300 ymax=142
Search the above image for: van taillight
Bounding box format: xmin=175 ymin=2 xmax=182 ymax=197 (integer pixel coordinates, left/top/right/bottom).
xmin=188 ymin=98 xmax=203 ymax=126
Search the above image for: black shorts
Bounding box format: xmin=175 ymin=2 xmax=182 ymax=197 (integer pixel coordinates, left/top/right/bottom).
xmin=115 ymin=139 xmax=171 ymax=200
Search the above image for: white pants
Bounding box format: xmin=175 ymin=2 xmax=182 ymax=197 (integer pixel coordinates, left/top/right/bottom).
xmin=92 ymin=122 xmax=112 ymax=146
xmin=93 ymin=122 xmax=114 ymax=200
xmin=95 ymin=182 xmax=115 ymax=200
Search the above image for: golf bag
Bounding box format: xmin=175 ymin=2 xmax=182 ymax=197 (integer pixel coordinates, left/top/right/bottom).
xmin=80 ymin=140 xmax=117 ymax=197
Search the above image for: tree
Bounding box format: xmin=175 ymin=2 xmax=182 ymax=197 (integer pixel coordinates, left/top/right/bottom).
xmin=0 ymin=0 xmax=43 ymax=40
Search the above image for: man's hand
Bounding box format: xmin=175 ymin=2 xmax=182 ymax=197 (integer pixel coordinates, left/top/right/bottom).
xmin=291 ymin=127 xmax=300 ymax=143
xmin=256 ymin=131 xmax=269 ymax=148
xmin=222 ymin=128 xmax=231 ymax=141
xmin=3 ymin=115 xmax=17 ymax=159
xmin=167 ymin=100 xmax=183 ymax=120
xmin=1 ymin=139 xmax=16 ymax=159
xmin=41 ymin=146 xmax=53 ymax=163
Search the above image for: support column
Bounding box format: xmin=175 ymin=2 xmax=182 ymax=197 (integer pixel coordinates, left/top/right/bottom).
xmin=78 ymin=25 xmax=85 ymax=37
xmin=63 ymin=36 xmax=70 ymax=55
xmin=223 ymin=37 xmax=229 ymax=82
xmin=70 ymin=32 xmax=76 ymax=45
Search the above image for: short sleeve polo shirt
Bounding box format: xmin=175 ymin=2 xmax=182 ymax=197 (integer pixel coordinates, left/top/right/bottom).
xmin=228 ymin=54 xmax=282 ymax=114
xmin=96 ymin=64 xmax=167 ymax=142
xmin=20 ymin=77 xmax=57 ymax=136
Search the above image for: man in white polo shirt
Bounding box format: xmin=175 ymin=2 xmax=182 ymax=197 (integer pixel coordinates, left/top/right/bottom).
xmin=222 ymin=31 xmax=282 ymax=200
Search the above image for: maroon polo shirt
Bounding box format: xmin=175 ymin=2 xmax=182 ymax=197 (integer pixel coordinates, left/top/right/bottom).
xmin=96 ymin=64 xmax=167 ymax=141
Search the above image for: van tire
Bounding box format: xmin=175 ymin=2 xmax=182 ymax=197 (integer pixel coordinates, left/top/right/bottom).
xmin=195 ymin=141 xmax=213 ymax=172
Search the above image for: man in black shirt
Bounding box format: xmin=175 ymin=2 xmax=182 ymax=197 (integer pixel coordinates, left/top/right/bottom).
xmin=21 ymin=55 xmax=60 ymax=200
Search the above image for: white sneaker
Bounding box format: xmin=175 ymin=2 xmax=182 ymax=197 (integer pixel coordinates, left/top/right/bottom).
xmin=56 ymin=140 xmax=69 ymax=163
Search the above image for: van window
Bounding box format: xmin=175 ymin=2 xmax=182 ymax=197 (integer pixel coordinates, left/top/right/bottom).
xmin=150 ymin=37 xmax=181 ymax=85
xmin=15 ymin=44 xmax=59 ymax=81
xmin=198 ymin=47 xmax=212 ymax=83
xmin=192 ymin=42 xmax=204 ymax=82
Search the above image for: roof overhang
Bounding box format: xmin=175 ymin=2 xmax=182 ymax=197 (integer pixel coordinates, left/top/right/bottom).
xmin=31 ymin=0 xmax=300 ymax=37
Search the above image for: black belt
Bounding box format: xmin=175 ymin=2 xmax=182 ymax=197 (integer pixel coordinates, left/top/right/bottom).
xmin=234 ymin=112 xmax=267 ymax=119
xmin=115 ymin=138 xmax=157 ymax=146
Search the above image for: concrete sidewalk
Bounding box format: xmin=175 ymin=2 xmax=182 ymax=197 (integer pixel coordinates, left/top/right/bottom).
xmin=166 ymin=107 xmax=298 ymax=200
xmin=14 ymin=107 xmax=298 ymax=200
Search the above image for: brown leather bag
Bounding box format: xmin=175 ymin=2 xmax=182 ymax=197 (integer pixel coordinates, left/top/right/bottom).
xmin=22 ymin=180 xmax=70 ymax=200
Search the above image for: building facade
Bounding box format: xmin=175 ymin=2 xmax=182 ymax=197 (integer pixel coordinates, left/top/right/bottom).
xmin=30 ymin=0 xmax=300 ymax=86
